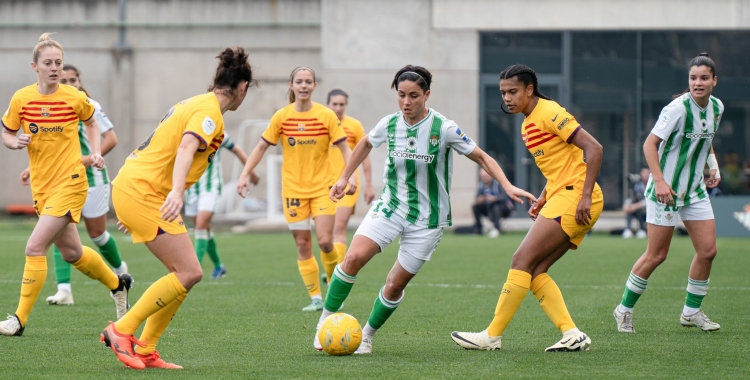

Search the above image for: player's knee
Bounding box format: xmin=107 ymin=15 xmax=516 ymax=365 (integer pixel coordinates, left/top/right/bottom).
xmin=86 ymin=224 xmax=106 ymax=239
xmin=318 ymin=239 xmax=334 ymax=253
xmin=697 ymin=246 xmax=717 ymax=262
xmin=24 ymin=241 xmax=47 ymax=257
xmin=340 ymin=252 xmax=364 ymax=276
xmin=181 ymin=268 xmax=203 ymax=291
xmin=647 ymin=249 xmax=669 ymax=265
xmin=383 ymin=279 xmax=405 ymax=300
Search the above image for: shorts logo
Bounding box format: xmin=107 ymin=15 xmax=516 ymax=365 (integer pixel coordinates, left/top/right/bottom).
xmin=41 ymin=107 xmax=50 ymax=117
xmin=665 ymin=213 xmax=673 ymax=222
xmin=406 ymin=136 xmax=418 ymax=151
xmin=29 ymin=123 xmax=39 ymax=134
xmin=556 ymin=117 xmax=570 ymax=130
xmin=289 ymin=209 xmax=297 ymax=217
xmin=288 ymin=137 xmax=296 ymax=146
xmin=202 ymin=116 xmax=216 ymax=135
xmin=430 ymin=135 xmax=439 ymax=147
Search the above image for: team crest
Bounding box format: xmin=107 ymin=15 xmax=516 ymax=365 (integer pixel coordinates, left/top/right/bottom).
xmin=41 ymin=107 xmax=50 ymax=117
xmin=665 ymin=213 xmax=673 ymax=222
xmin=289 ymin=209 xmax=297 ymax=217
xmin=298 ymin=124 xmax=306 ymax=131
xmin=522 ymin=133 xmax=528 ymax=143
xmin=430 ymin=135 xmax=439 ymax=147
xmin=406 ymin=136 xmax=418 ymax=151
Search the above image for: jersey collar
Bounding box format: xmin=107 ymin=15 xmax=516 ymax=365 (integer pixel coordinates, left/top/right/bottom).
xmin=401 ymin=108 xmax=432 ymax=129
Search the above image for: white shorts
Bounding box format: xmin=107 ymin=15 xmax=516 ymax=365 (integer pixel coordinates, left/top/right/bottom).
xmin=646 ymin=198 xmax=714 ymax=227
xmin=185 ymin=191 xmax=219 ymax=217
xmin=354 ymin=202 xmax=444 ymax=275
xmin=81 ymin=184 xmax=110 ymax=219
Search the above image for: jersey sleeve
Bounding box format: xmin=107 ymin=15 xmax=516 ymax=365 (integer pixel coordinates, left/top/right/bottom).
xmin=1 ymin=94 xmax=20 ymax=132
xmin=328 ymin=113 xmax=346 ymax=145
xmin=93 ymin=103 xmax=114 ymax=135
xmin=650 ymin=101 xmax=683 ymax=140
xmin=184 ymin=108 xmax=221 ymax=152
xmin=221 ymin=134 xmax=236 ymax=150
xmin=261 ymin=112 xmax=282 ymax=146
xmin=543 ymin=106 xmax=582 ymax=144
xmin=368 ymin=115 xmax=391 ymax=148
xmin=445 ymin=123 xmax=477 ymax=155
xmin=74 ymin=91 xmax=96 ymax=122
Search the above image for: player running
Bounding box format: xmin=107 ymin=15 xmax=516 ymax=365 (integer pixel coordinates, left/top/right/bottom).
xmin=313 ymin=65 xmax=535 ymax=354
xmin=185 ymin=133 xmax=258 ymax=279
xmin=237 ymin=67 xmax=356 ymax=312
xmin=1 ymin=33 xmax=131 ymax=337
xmin=100 ymin=47 xmax=254 ymax=369
xmin=614 ymin=53 xmax=723 ymax=333
xmin=451 ymin=64 xmax=604 ymax=352
xmin=18 ymin=64 xmax=129 ymax=306
xmin=327 ymin=89 xmax=375 ymax=271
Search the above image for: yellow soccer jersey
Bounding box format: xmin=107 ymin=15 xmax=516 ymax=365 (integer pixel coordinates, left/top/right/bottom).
xmin=262 ymin=102 xmax=346 ymax=198
xmin=329 ymin=115 xmax=365 ymax=185
xmin=2 ymin=84 xmax=94 ymax=196
xmin=521 ymin=98 xmax=587 ymax=198
xmin=113 ymin=92 xmax=225 ymax=198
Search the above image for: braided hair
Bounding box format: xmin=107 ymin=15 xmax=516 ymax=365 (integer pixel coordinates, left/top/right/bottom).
xmin=498 ymin=64 xmax=551 ymax=114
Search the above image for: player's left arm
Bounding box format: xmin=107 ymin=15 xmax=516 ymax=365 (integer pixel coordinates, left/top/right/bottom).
xmin=569 ymin=128 xmax=603 ymax=226
xmin=466 ymin=146 xmax=536 ymax=205
xmin=706 ymin=145 xmax=721 ymax=188
xmin=229 ymin=144 xmax=259 ymax=185
xmin=334 ymin=139 xmax=357 ymax=195
xmin=82 ymin=116 xmax=105 ymax=169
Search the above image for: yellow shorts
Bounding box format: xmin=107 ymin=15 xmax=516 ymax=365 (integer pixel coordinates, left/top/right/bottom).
xmin=335 ymin=184 xmax=361 ymax=209
xmin=112 ymin=185 xmax=186 ymax=244
xmin=282 ymin=194 xmax=336 ymax=224
xmin=33 ymin=178 xmax=88 ymax=224
xmin=539 ymin=185 xmax=603 ymax=249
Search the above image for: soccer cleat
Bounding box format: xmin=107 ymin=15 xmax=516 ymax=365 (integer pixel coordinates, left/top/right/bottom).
xmin=111 ymin=273 xmax=133 ymax=320
xmin=0 ymin=314 xmax=24 ymax=337
xmin=680 ymin=310 xmax=720 ymax=331
xmin=46 ymin=289 xmax=75 ymax=306
xmin=313 ymin=321 xmax=323 ymax=351
xmin=613 ymin=307 xmax=636 ymax=333
xmin=488 ymin=228 xmax=500 ymax=238
xmin=353 ymin=334 xmax=373 ymax=354
xmin=450 ymin=330 xmax=502 ymax=350
xmin=136 ymin=350 xmax=183 ymax=369
xmin=100 ymin=322 xmax=146 ymax=369
xmin=211 ymin=264 xmax=227 ymax=279
xmin=302 ymin=298 xmax=324 ymax=312
xmin=114 ymin=261 xmax=129 ymax=277
xmin=320 ymin=273 xmax=328 ymax=285
xmin=545 ymin=331 xmax=591 ymax=352
xmin=635 ymin=230 xmax=647 ymax=239
xmin=622 ymin=229 xmax=634 ymax=238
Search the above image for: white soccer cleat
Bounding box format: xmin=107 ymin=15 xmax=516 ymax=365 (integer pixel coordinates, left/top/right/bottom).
xmin=353 ymin=334 xmax=373 ymax=354
xmin=450 ymin=330 xmax=502 ymax=350
xmin=488 ymin=228 xmax=500 ymax=238
xmin=313 ymin=321 xmax=323 ymax=351
xmin=613 ymin=307 xmax=635 ymax=333
xmin=680 ymin=310 xmax=720 ymax=331
xmin=113 ymin=261 xmax=129 ymax=277
xmin=635 ymin=230 xmax=647 ymax=239
xmin=46 ymin=289 xmax=74 ymax=306
xmin=302 ymin=298 xmax=324 ymax=312
xmin=110 ymin=274 xmax=133 ymax=320
xmin=0 ymin=314 xmax=24 ymax=336
xmin=545 ymin=331 xmax=591 ymax=352
xmin=622 ymin=229 xmax=634 ymax=238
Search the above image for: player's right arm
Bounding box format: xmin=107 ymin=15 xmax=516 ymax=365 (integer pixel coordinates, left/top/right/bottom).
xmin=2 ymin=96 xmax=30 ymax=150
xmin=237 ymin=115 xmax=281 ymax=197
xmin=332 ymin=135 xmax=372 ymax=201
xmin=161 ymin=133 xmax=200 ymax=221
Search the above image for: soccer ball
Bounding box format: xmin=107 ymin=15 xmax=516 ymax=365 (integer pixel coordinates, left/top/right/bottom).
xmin=317 ymin=313 xmax=362 ymax=355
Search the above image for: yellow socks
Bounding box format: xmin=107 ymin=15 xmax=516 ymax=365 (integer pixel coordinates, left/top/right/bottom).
xmin=334 ymin=242 xmax=347 ymax=263
xmin=531 ymin=273 xmax=576 ymax=332
xmin=72 ymin=245 xmax=119 ymax=290
xmin=320 ymin=248 xmax=339 ymax=283
xmin=487 ymin=269 xmax=531 ymax=337
xmin=135 ymin=293 xmax=187 ymax=355
xmin=15 ymin=256 xmax=47 ymax=326
xmin=116 ymin=273 xmax=187 ymax=335
xmin=298 ymin=257 xmax=321 ymax=298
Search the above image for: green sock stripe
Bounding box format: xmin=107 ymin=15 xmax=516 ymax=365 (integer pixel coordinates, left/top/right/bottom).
xmin=97 ymin=235 xmax=122 ymax=268
xmin=333 ymin=265 xmax=356 ymax=283
xmin=688 ymin=278 xmax=709 ymax=286
xmin=628 ymin=273 xmax=648 ymax=286
xmin=626 ymin=279 xmax=646 ymax=293
xmin=621 ymin=287 xmax=643 ymax=308
xmin=378 ymin=287 xmax=402 ymax=308
xmin=685 ymin=292 xmax=706 ymax=308
xmin=52 ymin=245 xmax=72 ymax=284
xmin=324 ymin=275 xmax=354 ymax=312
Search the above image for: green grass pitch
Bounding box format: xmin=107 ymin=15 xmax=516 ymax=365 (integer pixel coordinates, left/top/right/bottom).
xmin=0 ymin=220 xmax=748 ymax=379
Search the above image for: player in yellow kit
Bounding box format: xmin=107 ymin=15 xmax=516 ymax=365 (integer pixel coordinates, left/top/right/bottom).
xmin=99 ymin=47 xmax=255 ymax=369
xmin=451 ymin=64 xmax=604 ymax=352
xmin=0 ymin=33 xmax=132 ymax=337
xmin=327 ymin=89 xmax=375 ymax=266
xmin=237 ymin=67 xmax=356 ymax=312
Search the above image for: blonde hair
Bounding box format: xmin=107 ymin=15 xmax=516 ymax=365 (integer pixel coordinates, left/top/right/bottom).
xmin=287 ymin=67 xmax=316 ymax=103
xmin=32 ymin=33 xmax=64 ymax=63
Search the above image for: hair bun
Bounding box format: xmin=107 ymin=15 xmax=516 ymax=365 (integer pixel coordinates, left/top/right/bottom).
xmin=38 ymin=32 xmax=53 ymax=42
xmin=219 ymin=47 xmax=250 ymax=70
xmin=698 ymin=52 xmax=710 ymax=58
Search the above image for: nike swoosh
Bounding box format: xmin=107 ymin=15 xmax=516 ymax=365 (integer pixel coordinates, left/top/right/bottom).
xmin=45 ymin=207 xmax=53 ymax=209
xmin=560 ymin=338 xmax=572 ymax=344
xmin=552 ymin=113 xmax=559 ymax=122
xmin=319 ymin=208 xmax=327 ymax=211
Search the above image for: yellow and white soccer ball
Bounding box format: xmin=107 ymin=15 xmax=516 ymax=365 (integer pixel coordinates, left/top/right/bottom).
xmin=317 ymin=313 xmax=362 ymax=355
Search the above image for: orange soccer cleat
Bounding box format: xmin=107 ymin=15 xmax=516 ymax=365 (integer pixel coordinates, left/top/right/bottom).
xmin=136 ymin=350 xmax=183 ymax=369
xmin=100 ymin=322 xmax=146 ymax=370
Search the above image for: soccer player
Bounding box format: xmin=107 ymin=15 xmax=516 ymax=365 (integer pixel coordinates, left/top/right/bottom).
xmin=614 ymin=53 xmax=723 ymax=333
xmin=237 ymin=67 xmax=356 ymax=312
xmin=313 ymin=65 xmax=536 ymax=354
xmin=185 ymin=133 xmax=259 ymax=279
xmin=451 ymin=64 xmax=604 ymax=352
xmin=100 ymin=47 xmax=254 ymax=369
xmin=327 ymin=89 xmax=375 ymax=268
xmin=0 ymin=33 xmax=132 ymax=337
xmin=18 ymin=64 xmax=128 ymax=306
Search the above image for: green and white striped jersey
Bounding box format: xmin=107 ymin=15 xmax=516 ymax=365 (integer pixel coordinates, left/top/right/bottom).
xmin=369 ymin=109 xmax=477 ymax=228
xmin=77 ymin=98 xmax=113 ymax=187
xmin=186 ymin=134 xmax=236 ymax=196
xmin=645 ymin=93 xmax=723 ymax=206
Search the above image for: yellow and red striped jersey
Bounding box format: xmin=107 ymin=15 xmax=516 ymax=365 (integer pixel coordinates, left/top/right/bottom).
xmin=329 ymin=115 xmax=365 ymax=187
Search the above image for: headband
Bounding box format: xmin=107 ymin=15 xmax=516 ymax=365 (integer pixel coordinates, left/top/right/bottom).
xmin=290 ymin=66 xmax=315 ymax=79
xmin=401 ymin=70 xmax=426 ymax=85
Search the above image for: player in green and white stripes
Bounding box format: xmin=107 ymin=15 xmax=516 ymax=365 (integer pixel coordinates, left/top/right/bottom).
xmin=312 ymin=65 xmax=535 ymax=354
xmin=184 ymin=133 xmax=258 ymax=279
xmin=615 ymin=53 xmax=723 ymax=333
xmin=18 ymin=64 xmax=127 ymax=306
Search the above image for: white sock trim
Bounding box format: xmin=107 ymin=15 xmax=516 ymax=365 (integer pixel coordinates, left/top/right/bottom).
xmin=91 ymin=231 xmax=111 ymax=247
xmin=195 ymin=229 xmax=209 ymax=240
xmin=362 ymin=322 xmax=377 ymax=337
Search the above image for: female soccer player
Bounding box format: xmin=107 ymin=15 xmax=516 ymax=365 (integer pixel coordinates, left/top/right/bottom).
xmin=18 ymin=64 xmax=128 ymax=306
xmin=185 ymin=133 xmax=258 ymax=279
xmin=313 ymin=65 xmax=536 ymax=354
xmin=614 ymin=53 xmax=723 ymax=333
xmin=100 ymin=47 xmax=254 ymax=369
xmin=0 ymin=33 xmax=131 ymax=337
xmin=237 ymin=67 xmax=356 ymax=312
xmin=451 ymin=64 xmax=604 ymax=352
xmin=327 ymin=89 xmax=375 ymax=266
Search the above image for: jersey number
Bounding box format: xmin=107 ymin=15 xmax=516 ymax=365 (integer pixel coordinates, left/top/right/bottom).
xmin=373 ymin=201 xmax=394 ymax=218
xmin=286 ymin=198 xmax=301 ymax=208
xmin=137 ymin=131 xmax=155 ymax=151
